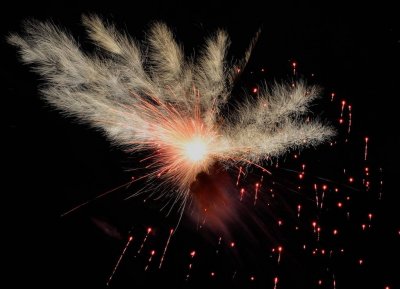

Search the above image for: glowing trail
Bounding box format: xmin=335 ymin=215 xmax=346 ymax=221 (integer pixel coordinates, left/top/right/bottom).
xmin=107 ymin=236 xmax=133 ymax=286
xmin=185 ymin=250 xmax=196 ymax=281
xmin=379 ymin=167 xmax=384 ymax=200
xmin=314 ymin=184 xmax=319 ymax=208
xmin=61 ymin=179 xmax=134 ymax=217
xmin=340 ymin=100 xmax=346 ymax=118
xmin=321 ymin=184 xmax=327 ymax=209
xmin=236 ymin=166 xmax=243 ymax=186
xmin=254 ymin=183 xmax=260 ymax=206
xmin=144 ymin=250 xmax=156 ymax=271
xmin=348 ymin=105 xmax=352 ymax=134
xmin=240 ymin=188 xmax=245 ymax=202
xmin=159 ymin=228 xmax=174 ymax=269
xmin=215 ymin=236 xmax=222 ymax=254
xmin=273 ymin=276 xmax=279 ymax=289
xmin=137 ymin=227 xmax=152 ymax=254
xmin=277 ymin=246 xmax=283 ymax=264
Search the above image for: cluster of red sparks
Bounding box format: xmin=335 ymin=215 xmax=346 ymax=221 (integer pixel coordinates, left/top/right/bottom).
xmin=64 ymin=62 xmax=394 ymax=289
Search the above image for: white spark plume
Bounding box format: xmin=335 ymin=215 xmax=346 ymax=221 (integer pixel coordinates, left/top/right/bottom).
xmin=9 ymin=15 xmax=334 ymax=208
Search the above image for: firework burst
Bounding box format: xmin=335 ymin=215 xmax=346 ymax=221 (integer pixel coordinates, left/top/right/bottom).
xmin=9 ymin=15 xmax=334 ymax=218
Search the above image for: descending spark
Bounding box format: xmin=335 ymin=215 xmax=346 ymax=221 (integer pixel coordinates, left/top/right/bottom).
xmin=321 ymin=184 xmax=327 ymax=209
xmin=239 ymin=188 xmax=245 ymax=201
xmin=297 ymin=204 xmax=301 ymax=218
xmin=333 ymin=274 xmax=336 ymax=289
xmin=314 ymin=184 xmax=319 ymax=208
xmin=185 ymin=250 xmax=196 ymax=281
xmin=144 ymin=250 xmax=156 ymax=271
xmin=348 ymin=105 xmax=352 ymax=134
xmin=273 ymin=276 xmax=279 ymax=289
xmin=379 ymin=167 xmax=384 ymax=200
xmin=364 ymin=137 xmax=369 ymax=161
xmin=340 ymin=100 xmax=346 ymax=118
xmin=159 ymin=228 xmax=174 ymax=269
xmin=363 ymin=166 xmax=370 ymax=191
xmin=254 ymin=183 xmax=260 ymax=206
xmin=236 ymin=166 xmax=243 ymax=186
xmin=292 ymin=61 xmax=297 ymax=75
xmin=137 ymin=227 xmax=152 ymax=254
xmin=277 ymin=246 xmax=283 ymax=264
xmin=107 ymin=236 xmax=133 ymax=286
xmin=368 ymin=213 xmax=373 ymax=228
xmin=215 ymin=236 xmax=222 ymax=254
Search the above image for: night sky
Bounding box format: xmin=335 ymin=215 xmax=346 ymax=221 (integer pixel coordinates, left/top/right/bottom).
xmin=3 ymin=1 xmax=399 ymax=288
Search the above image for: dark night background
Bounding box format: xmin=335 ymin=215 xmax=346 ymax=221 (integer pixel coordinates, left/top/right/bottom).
xmin=2 ymin=1 xmax=399 ymax=288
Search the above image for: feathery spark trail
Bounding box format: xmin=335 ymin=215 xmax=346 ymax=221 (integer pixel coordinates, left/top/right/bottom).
xmin=9 ymin=15 xmax=334 ymax=216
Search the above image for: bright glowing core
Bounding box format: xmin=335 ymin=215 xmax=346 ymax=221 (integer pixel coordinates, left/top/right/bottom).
xmin=184 ymin=138 xmax=208 ymax=162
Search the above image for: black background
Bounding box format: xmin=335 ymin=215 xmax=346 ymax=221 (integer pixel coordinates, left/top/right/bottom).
xmin=2 ymin=1 xmax=399 ymax=288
